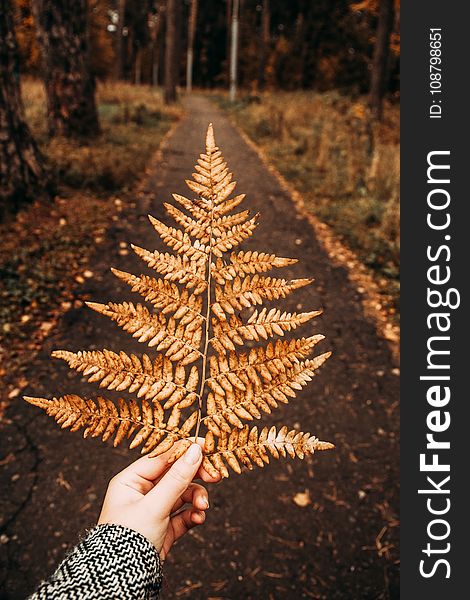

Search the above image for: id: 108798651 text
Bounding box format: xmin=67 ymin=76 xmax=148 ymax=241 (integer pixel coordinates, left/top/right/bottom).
xmin=429 ymin=28 xmax=443 ymax=119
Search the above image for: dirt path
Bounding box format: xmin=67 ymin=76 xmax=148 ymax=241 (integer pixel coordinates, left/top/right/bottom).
xmin=0 ymin=96 xmax=399 ymax=599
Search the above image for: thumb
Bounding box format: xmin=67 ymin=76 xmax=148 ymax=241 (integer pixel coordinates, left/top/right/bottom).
xmin=145 ymin=443 xmax=203 ymax=517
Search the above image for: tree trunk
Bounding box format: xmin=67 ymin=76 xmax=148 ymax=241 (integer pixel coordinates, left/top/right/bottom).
xmin=134 ymin=46 xmax=142 ymax=85
xmin=32 ymin=0 xmax=100 ymax=138
xmin=150 ymin=4 xmax=162 ymax=87
xmin=186 ymin=0 xmax=197 ymax=92
xmin=229 ymin=0 xmax=239 ymax=101
xmin=257 ymin=0 xmax=270 ymax=91
xmin=164 ymin=0 xmax=177 ymax=103
xmin=369 ymin=0 xmax=395 ymax=120
xmin=114 ymin=0 xmax=126 ymax=80
xmin=226 ymin=0 xmax=231 ymax=85
xmin=0 ymin=0 xmax=50 ymax=220
xmin=174 ymin=0 xmax=182 ymax=88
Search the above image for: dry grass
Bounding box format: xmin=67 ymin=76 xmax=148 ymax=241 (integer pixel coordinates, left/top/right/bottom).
xmin=217 ymin=91 xmax=400 ymax=312
xmin=21 ymin=79 xmax=181 ymax=191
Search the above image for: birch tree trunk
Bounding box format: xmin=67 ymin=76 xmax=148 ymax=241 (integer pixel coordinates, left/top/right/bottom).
xmin=186 ymin=0 xmax=197 ymax=92
xmin=229 ymin=0 xmax=239 ymax=102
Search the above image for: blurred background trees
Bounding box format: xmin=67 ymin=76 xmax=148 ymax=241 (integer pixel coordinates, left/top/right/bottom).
xmin=10 ymin=0 xmax=399 ymax=99
xmin=1 ymin=0 xmax=400 ymax=290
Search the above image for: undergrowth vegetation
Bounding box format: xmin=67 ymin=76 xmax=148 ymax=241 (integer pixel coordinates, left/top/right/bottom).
xmin=217 ymin=91 xmax=400 ymax=313
xmin=22 ymin=79 xmax=181 ymax=192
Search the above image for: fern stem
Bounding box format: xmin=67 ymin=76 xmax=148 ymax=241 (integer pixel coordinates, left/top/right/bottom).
xmin=194 ymin=204 xmax=215 ymax=440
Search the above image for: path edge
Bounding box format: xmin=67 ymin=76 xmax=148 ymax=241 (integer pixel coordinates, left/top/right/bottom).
xmin=224 ymin=113 xmax=399 ymax=363
xmin=134 ymin=114 xmax=184 ymax=214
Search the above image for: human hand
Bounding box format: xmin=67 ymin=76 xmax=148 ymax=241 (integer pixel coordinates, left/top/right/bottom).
xmin=98 ymin=441 xmax=221 ymax=559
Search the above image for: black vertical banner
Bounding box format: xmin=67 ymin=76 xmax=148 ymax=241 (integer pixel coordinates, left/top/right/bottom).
xmin=401 ymin=2 xmax=469 ymax=597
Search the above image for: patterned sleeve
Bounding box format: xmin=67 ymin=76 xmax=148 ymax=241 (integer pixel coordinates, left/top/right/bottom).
xmin=29 ymin=524 xmax=163 ymax=600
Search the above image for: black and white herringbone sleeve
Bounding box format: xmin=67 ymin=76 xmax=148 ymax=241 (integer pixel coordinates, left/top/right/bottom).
xmin=29 ymin=524 xmax=163 ymax=599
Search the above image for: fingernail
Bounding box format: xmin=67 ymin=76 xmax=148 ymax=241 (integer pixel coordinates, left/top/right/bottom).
xmin=184 ymin=443 xmax=201 ymax=465
xmin=203 ymin=499 xmax=209 ymax=509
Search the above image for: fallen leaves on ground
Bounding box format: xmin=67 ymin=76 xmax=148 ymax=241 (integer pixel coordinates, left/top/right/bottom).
xmin=0 ymin=194 xmax=120 ymax=419
xmin=293 ymin=490 xmax=311 ymax=507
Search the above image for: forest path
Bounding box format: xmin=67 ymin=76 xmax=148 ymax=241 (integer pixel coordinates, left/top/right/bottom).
xmin=0 ymin=95 xmax=399 ymax=599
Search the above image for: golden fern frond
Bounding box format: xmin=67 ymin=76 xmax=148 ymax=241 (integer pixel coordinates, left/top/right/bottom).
xmin=24 ymin=395 xmax=197 ymax=457
xmin=171 ymin=192 xmax=247 ymax=222
xmin=52 ymin=350 xmax=199 ymax=408
xmin=111 ymin=269 xmax=204 ymax=322
xmin=171 ymin=193 xmax=210 ymax=221
xmin=212 ymin=251 xmax=297 ymax=284
xmin=204 ymin=353 xmax=331 ymax=435
xmin=213 ymin=275 xmax=312 ymax=316
xmin=164 ymin=203 xmax=253 ymax=243
xmin=185 ymin=125 xmax=235 ymax=204
xmin=211 ymin=210 xmax=252 ymax=233
xmin=202 ymin=425 xmax=334 ymax=478
xmin=210 ymin=215 xmax=259 ymax=257
xmin=86 ymin=302 xmax=202 ymax=365
xmin=163 ymin=202 xmax=210 ymax=239
xmin=25 ymin=123 xmax=333 ymax=479
xmin=148 ymin=215 xmax=209 ymax=259
xmin=206 ymin=336 xmax=324 ymax=397
xmin=186 ymin=162 xmax=236 ymax=203
xmin=211 ymin=308 xmax=322 ymax=353
xmin=212 ymin=194 xmax=246 ymax=217
xmin=131 ymin=245 xmax=207 ymax=294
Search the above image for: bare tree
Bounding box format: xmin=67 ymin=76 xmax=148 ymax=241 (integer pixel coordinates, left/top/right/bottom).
xmin=369 ymin=0 xmax=395 ymax=120
xmin=164 ymin=0 xmax=177 ymax=103
xmin=32 ymin=0 xmax=100 ymax=138
xmin=186 ymin=0 xmax=198 ymax=92
xmin=0 ymin=0 xmax=50 ymax=220
xmin=229 ymin=0 xmax=239 ymax=102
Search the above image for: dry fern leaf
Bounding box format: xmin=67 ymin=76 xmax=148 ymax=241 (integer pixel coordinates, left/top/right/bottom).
xmin=206 ymin=336 xmax=325 ymax=397
xmin=24 ymin=395 xmax=197 ymax=457
xmin=204 ymin=352 xmax=331 ymax=435
xmin=52 ymin=350 xmax=199 ymax=408
xmin=214 ymin=275 xmax=312 ymax=316
xmin=25 ymin=123 xmax=333 ymax=478
xmin=212 ymin=251 xmax=297 ymax=283
xmin=131 ymin=245 xmax=207 ymax=293
xmin=202 ymin=425 xmax=334 ymax=478
xmin=86 ymin=302 xmax=202 ymax=365
xmin=211 ymin=308 xmax=323 ymax=353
